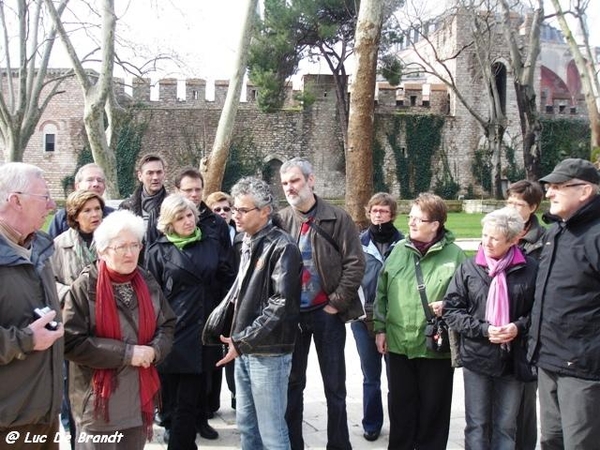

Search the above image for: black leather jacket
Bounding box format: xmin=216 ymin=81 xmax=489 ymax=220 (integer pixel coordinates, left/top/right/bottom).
xmin=204 ymin=222 xmax=302 ymax=355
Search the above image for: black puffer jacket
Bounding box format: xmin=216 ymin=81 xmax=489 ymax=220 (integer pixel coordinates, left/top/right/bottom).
xmin=529 ymin=195 xmax=600 ymax=380
xmin=444 ymin=250 xmax=537 ymax=378
xmin=204 ymin=222 xmax=302 ymax=355
xmin=146 ymin=234 xmax=235 ymax=373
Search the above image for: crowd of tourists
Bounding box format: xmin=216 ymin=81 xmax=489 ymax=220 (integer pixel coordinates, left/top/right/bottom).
xmin=0 ymin=155 xmax=599 ymax=450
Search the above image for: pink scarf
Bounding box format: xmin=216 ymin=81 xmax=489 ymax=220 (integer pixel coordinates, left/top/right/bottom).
xmin=475 ymin=245 xmax=525 ymax=326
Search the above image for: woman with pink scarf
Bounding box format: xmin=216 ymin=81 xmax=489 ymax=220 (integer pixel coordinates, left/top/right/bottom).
xmin=443 ymin=207 xmax=538 ymax=450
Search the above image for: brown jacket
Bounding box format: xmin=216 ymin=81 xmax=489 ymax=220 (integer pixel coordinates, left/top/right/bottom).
xmin=278 ymin=196 xmax=365 ymax=322
xmin=0 ymin=231 xmax=63 ymax=429
xmin=63 ymin=263 xmax=175 ymax=431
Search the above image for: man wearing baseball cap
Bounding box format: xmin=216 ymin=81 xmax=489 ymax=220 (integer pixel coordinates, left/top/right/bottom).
xmin=528 ymin=158 xmax=600 ymax=449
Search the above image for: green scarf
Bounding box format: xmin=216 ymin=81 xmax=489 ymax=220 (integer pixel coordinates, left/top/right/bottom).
xmin=166 ymin=227 xmax=202 ymax=250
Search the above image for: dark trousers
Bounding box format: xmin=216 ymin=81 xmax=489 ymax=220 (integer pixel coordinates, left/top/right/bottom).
xmin=387 ymin=353 xmax=454 ymax=450
xmin=164 ymin=373 xmax=203 ymax=450
xmin=515 ymin=380 xmax=537 ymax=450
xmin=351 ymin=320 xmax=388 ymax=434
xmin=286 ymin=308 xmax=351 ymax=450
xmin=538 ymin=367 xmax=600 ymax=450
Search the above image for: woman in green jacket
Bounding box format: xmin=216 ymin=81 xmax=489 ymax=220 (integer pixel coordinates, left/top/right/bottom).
xmin=374 ymin=193 xmax=465 ymax=450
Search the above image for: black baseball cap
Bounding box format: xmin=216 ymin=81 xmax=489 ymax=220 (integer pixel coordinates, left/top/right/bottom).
xmin=539 ymin=158 xmax=600 ymax=184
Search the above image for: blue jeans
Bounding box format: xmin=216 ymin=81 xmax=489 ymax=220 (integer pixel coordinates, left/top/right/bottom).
xmin=286 ymin=308 xmax=351 ymax=450
xmin=235 ymin=353 xmax=292 ymax=450
xmin=463 ymin=367 xmax=524 ymax=450
xmin=351 ymin=320 xmax=387 ymax=434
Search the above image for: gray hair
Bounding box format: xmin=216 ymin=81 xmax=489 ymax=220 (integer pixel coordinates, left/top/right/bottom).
xmin=156 ymin=194 xmax=199 ymax=235
xmin=481 ymin=207 xmax=525 ymax=242
xmin=280 ymin=157 xmax=314 ymax=179
xmin=75 ymin=163 xmax=105 ymax=184
xmin=231 ymin=177 xmax=275 ymax=215
xmin=94 ymin=210 xmax=145 ymax=252
xmin=0 ymin=163 xmax=45 ymax=211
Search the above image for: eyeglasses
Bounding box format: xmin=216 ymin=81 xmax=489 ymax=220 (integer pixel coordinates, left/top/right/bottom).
xmin=13 ymin=191 xmax=53 ymax=205
xmin=370 ymin=208 xmax=391 ymax=215
xmin=232 ymin=206 xmax=259 ymax=215
xmin=544 ymin=183 xmax=588 ymax=192
xmin=213 ymin=206 xmax=231 ymax=213
xmin=107 ymin=243 xmax=143 ymax=255
xmin=408 ymin=215 xmax=434 ymax=224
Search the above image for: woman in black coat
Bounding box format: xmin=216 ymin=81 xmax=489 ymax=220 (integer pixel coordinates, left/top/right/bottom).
xmin=146 ymin=194 xmax=235 ymax=450
xmin=443 ymin=207 xmax=538 ymax=450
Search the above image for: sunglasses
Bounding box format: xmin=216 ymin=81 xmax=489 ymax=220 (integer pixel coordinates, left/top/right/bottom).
xmin=213 ymin=206 xmax=231 ymax=213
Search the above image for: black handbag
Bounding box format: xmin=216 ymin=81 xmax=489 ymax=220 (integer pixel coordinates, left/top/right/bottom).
xmin=414 ymin=254 xmax=450 ymax=353
xmin=202 ymin=292 xmax=235 ymax=346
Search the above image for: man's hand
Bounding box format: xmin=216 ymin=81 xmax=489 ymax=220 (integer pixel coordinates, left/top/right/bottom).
xmin=131 ymin=345 xmax=156 ymax=368
xmin=217 ymin=335 xmax=239 ymax=367
xmin=29 ymin=310 xmax=64 ymax=351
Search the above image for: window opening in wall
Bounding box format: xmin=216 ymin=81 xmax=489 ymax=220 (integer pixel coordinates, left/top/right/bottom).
xmin=558 ymin=104 xmax=566 ymax=113
xmin=44 ymin=133 xmax=55 ymax=152
xmin=422 ymin=100 xmax=430 ymax=107
xmin=192 ymin=90 xmax=199 ymax=100
xmin=570 ymin=107 xmax=577 ymax=114
xmin=545 ymin=105 xmax=553 ymax=113
xmin=410 ymin=96 xmax=417 ymax=106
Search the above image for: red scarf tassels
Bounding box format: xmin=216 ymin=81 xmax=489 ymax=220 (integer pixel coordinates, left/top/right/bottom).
xmin=93 ymin=260 xmax=160 ymax=437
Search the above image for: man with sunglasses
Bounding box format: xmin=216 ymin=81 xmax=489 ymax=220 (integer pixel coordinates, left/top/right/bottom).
xmin=528 ymin=158 xmax=600 ymax=449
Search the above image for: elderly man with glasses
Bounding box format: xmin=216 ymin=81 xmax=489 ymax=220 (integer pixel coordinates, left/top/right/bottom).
xmin=0 ymin=162 xmax=64 ymax=449
xmin=528 ymin=158 xmax=600 ymax=450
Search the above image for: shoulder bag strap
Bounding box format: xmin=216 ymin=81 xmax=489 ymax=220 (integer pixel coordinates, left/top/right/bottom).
xmin=413 ymin=253 xmax=434 ymax=322
xmin=307 ymin=219 xmax=340 ymax=253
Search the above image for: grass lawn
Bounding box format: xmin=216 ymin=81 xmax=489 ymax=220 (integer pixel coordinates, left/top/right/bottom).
xmin=395 ymin=212 xmax=485 ymax=239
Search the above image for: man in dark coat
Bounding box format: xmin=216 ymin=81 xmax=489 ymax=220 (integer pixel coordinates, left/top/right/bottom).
xmin=528 ymin=158 xmax=600 ymax=449
xmin=119 ymin=154 xmax=167 ymax=262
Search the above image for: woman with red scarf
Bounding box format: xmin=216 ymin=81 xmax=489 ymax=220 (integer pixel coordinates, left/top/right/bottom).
xmin=63 ymin=210 xmax=175 ymax=449
xmin=443 ymin=207 xmax=538 ymax=450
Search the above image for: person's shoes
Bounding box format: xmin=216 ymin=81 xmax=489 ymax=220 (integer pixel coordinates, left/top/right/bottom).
xmin=163 ymin=429 xmax=170 ymax=444
xmin=231 ymin=395 xmax=236 ymax=410
xmin=363 ymin=430 xmax=380 ymax=441
xmin=207 ymin=410 xmax=215 ymax=419
xmin=197 ymin=422 xmax=219 ymax=440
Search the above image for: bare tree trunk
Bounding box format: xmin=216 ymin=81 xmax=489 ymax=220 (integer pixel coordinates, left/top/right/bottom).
xmin=202 ymin=0 xmax=258 ymax=196
xmin=346 ymin=0 xmax=384 ymax=227
xmin=45 ymin=0 xmax=120 ymax=198
xmin=549 ymin=0 xmax=600 ymax=161
xmin=499 ymin=0 xmax=543 ymax=180
xmin=0 ymin=0 xmax=68 ymax=162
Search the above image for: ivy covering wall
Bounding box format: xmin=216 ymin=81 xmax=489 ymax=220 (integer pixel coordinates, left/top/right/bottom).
xmin=378 ymin=114 xmax=446 ymax=198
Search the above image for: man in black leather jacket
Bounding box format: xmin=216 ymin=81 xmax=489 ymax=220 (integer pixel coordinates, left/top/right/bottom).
xmin=214 ymin=177 xmax=302 ymax=450
xmin=528 ymin=158 xmax=600 ymax=449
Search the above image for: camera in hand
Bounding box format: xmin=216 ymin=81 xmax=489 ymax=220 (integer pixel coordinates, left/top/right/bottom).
xmin=33 ymin=306 xmax=59 ymax=331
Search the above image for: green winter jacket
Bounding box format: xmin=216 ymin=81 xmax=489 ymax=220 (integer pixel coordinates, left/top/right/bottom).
xmin=373 ymin=231 xmax=465 ymax=359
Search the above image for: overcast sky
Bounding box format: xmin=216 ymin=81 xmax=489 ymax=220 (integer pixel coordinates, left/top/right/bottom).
xmin=50 ymin=0 xmax=599 ymax=86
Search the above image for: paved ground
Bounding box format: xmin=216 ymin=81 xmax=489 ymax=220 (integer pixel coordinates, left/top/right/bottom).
xmin=59 ymin=239 xmax=486 ymax=450
xmin=116 ymin=335 xmax=469 ymax=450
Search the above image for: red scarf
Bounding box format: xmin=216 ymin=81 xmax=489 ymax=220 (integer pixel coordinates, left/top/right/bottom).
xmin=93 ymin=260 xmax=160 ymax=438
